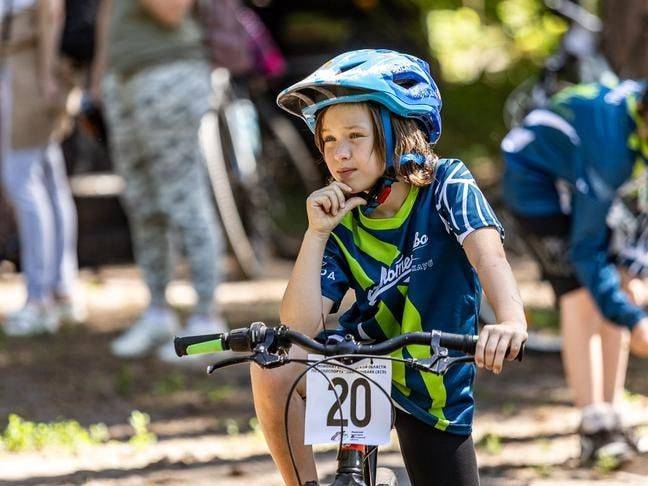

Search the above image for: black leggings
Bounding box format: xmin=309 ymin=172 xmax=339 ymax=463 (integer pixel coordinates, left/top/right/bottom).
xmin=394 ymin=409 xmax=479 ymax=486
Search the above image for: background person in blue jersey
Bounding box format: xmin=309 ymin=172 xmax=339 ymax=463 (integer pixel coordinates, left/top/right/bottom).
xmin=251 ymin=50 xmax=528 ymax=486
xmin=501 ymin=80 xmax=648 ymax=464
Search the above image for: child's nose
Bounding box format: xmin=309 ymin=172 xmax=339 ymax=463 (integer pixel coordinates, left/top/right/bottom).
xmin=334 ymin=142 xmax=351 ymax=161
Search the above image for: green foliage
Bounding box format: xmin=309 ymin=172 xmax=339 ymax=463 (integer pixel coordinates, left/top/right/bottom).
xmin=476 ymin=432 xmax=502 ymax=454
xmin=526 ymin=307 xmax=560 ymax=332
xmin=205 ymin=384 xmax=235 ymax=404
xmin=532 ymin=463 xmax=553 ymax=478
xmin=128 ymin=410 xmax=156 ymax=448
xmin=425 ymin=0 xmax=566 ymax=83
xmin=152 ymin=372 xmax=186 ymax=396
xmin=249 ymin=417 xmax=262 ymax=437
xmin=0 ymin=414 xmax=108 ymax=453
xmin=594 ymin=453 xmax=621 ymax=472
xmin=225 ymin=418 xmax=240 ymax=436
xmin=500 ymin=402 xmax=518 ymax=417
xmin=115 ymin=365 xmax=135 ymax=396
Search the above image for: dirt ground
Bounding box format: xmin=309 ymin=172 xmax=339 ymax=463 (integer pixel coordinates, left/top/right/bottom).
xmin=1 ymin=261 xmax=648 ymax=485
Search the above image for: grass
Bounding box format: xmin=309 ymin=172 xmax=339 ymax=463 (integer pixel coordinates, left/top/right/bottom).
xmin=0 ymin=410 xmax=157 ymax=453
xmin=0 ymin=414 xmax=108 ymax=453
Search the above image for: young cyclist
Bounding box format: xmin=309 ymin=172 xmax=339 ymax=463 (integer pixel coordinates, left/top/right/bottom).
xmin=250 ymin=49 xmax=528 ymax=486
xmin=501 ymin=80 xmax=648 ymax=464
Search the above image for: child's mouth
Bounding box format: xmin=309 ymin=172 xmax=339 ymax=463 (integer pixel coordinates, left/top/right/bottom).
xmin=337 ymin=168 xmax=356 ymax=178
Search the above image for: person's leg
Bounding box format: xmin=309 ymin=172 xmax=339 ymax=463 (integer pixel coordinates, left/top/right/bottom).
xmin=250 ymin=346 xmax=317 ymax=486
xmin=41 ymin=142 xmax=79 ymax=303
xmin=102 ymin=74 xmax=173 ymax=309
xmin=559 ymin=288 xmax=604 ymax=408
xmin=133 ymin=61 xmax=223 ymax=318
xmin=1 ymin=148 xmax=60 ymax=334
xmin=560 ymin=288 xmax=634 ymax=462
xmin=2 ymin=148 xmax=56 ymax=303
xmin=394 ymin=409 xmax=479 ymax=486
xmin=600 ymin=319 xmax=630 ymax=405
xmin=102 ymin=74 xmax=178 ymax=356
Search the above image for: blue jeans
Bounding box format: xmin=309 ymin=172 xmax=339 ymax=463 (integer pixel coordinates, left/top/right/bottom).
xmin=0 ymin=65 xmax=78 ymax=301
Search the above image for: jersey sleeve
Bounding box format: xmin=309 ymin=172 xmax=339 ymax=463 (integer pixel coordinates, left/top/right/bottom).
xmin=434 ymin=159 xmax=504 ymax=245
xmin=569 ymin=191 xmax=646 ymax=329
xmin=321 ymin=236 xmax=352 ymax=313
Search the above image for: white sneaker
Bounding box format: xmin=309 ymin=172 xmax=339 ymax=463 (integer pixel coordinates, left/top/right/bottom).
xmin=111 ymin=308 xmax=180 ymax=358
xmin=3 ymin=303 xmax=60 ymax=336
xmin=183 ymin=313 xmax=229 ymax=336
xmin=55 ymin=299 xmax=88 ymax=325
xmin=157 ymin=313 xmax=230 ymax=364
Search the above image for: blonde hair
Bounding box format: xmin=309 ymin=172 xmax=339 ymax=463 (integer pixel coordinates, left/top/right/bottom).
xmin=314 ymin=102 xmax=439 ymax=186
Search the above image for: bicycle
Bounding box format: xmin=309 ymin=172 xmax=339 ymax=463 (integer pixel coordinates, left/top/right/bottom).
xmin=200 ymin=68 xmax=322 ymax=279
xmin=174 ymin=322 xmax=525 ymax=485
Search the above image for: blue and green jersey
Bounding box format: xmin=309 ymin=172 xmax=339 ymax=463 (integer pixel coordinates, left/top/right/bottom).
xmin=320 ymin=159 xmax=503 ymax=435
xmin=501 ymin=80 xmax=648 ymax=329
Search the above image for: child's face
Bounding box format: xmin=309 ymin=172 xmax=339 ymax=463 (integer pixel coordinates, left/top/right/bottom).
xmin=320 ymin=104 xmax=384 ymax=192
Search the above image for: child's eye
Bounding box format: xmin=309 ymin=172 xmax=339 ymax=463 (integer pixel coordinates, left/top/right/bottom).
xmin=350 ymin=132 xmax=365 ymax=139
xmin=323 ymin=136 xmax=336 ymax=143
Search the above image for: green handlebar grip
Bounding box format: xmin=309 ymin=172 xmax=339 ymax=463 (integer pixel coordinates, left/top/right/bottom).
xmin=174 ymin=333 xmax=225 ymax=357
xmin=186 ymin=339 xmax=224 ymax=355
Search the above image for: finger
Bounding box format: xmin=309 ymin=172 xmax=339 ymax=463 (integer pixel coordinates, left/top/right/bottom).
xmin=342 ymin=196 xmax=367 ymax=212
xmin=506 ymin=334 xmax=525 ymax=361
xmin=330 ymin=184 xmax=347 ymax=209
xmin=484 ymin=332 xmax=501 ymax=371
xmin=475 ymin=328 xmax=489 ymax=368
xmin=323 ymin=190 xmax=340 ymax=215
xmin=311 ymin=194 xmax=332 ymax=213
xmin=492 ymin=335 xmax=510 ymax=374
xmin=332 ymin=181 xmax=354 ymax=194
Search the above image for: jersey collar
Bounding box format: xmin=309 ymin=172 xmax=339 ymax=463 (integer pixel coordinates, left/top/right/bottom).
xmin=357 ymin=185 xmax=419 ymax=230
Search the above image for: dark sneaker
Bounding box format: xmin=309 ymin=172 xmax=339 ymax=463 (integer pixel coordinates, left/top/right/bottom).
xmin=580 ymin=429 xmax=636 ymax=466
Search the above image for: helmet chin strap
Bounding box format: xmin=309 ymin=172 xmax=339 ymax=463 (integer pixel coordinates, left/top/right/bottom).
xmin=361 ymin=107 xmax=396 ymax=216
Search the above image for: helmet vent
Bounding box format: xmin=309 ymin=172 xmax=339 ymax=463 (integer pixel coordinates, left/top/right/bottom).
xmin=393 ymin=77 xmax=419 ymax=90
xmin=392 ymin=71 xmax=425 ymax=90
xmin=338 ymin=61 xmax=365 ymax=73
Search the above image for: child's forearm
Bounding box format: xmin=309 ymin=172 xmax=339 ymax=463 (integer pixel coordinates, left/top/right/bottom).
xmin=280 ymin=230 xmax=330 ymax=336
xmin=478 ymin=254 xmax=527 ymax=328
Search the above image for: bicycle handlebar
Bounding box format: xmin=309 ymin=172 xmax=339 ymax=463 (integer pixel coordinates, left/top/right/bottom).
xmin=174 ymin=322 xmax=525 ymax=362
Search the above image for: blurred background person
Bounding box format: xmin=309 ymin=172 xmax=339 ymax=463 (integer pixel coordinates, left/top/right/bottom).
xmin=91 ymin=0 xmax=226 ymax=360
xmin=501 ymin=80 xmax=648 ymax=464
xmin=0 ymin=0 xmax=82 ymax=336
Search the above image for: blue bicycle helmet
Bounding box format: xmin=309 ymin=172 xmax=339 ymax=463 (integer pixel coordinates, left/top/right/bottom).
xmin=277 ymin=49 xmax=442 ymax=143
xmin=277 ymin=49 xmax=443 ymax=214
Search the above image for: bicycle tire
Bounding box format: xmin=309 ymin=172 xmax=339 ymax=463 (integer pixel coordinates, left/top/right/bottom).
xmin=199 ymin=109 xmax=267 ymax=279
xmin=375 ymin=467 xmax=398 ymax=486
xmin=256 ymin=99 xmax=322 ymax=257
xmin=258 ymin=99 xmax=321 ymax=194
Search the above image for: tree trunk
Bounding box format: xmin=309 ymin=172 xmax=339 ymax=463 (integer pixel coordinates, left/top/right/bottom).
xmin=601 ymin=0 xmax=648 ymax=78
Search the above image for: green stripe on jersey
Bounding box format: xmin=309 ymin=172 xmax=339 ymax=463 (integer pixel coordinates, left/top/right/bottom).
xmin=340 ymin=214 xmax=401 ymax=266
xmin=392 ymin=348 xmax=410 ymax=396
xmin=331 ymin=233 xmax=374 ymax=290
xmin=402 ymin=296 xmax=450 ymax=431
xmin=375 ymin=301 xmax=401 ymax=339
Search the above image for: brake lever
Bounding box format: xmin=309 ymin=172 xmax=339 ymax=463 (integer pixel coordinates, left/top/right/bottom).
xmin=206 ymin=356 xmax=252 ymax=374
xmin=410 ymin=331 xmax=475 ymax=375
xmin=411 ymin=355 xmax=474 ymax=375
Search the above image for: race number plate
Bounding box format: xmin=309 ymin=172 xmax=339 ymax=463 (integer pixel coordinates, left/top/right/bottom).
xmin=304 ymin=355 xmax=392 ymax=445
